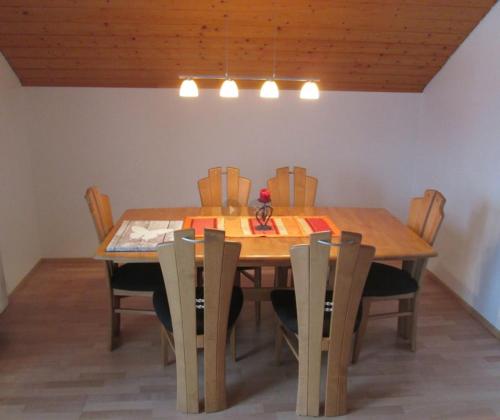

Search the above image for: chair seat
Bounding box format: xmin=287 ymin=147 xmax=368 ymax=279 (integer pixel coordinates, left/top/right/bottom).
xmin=153 ymin=286 xmax=244 ymax=335
xmin=112 ymin=263 xmax=164 ymax=292
xmin=363 ymin=262 xmax=418 ymax=297
xmin=271 ymin=290 xmax=362 ymax=337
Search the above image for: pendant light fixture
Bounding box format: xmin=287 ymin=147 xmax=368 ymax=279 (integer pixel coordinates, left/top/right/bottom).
xmin=260 ymin=80 xmax=279 ymax=98
xmin=300 ymin=81 xmax=320 ymax=100
xmin=178 ymin=1 xmax=319 ymax=102
xmin=220 ymin=9 xmax=239 ymax=98
xmin=179 ymin=78 xmax=199 ymax=97
xmin=260 ymin=3 xmax=279 ymax=99
xmin=220 ymin=79 xmax=239 ymax=98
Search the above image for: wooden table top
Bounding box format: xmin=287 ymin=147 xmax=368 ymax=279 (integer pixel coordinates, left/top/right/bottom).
xmin=95 ymin=207 xmax=436 ymax=265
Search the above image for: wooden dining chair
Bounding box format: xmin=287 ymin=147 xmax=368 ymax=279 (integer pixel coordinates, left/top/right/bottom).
xmin=85 ymin=186 xmax=164 ymax=350
xmin=267 ymin=166 xmax=318 ymax=207
xmin=272 ymin=231 xmax=375 ymax=416
xmin=197 ymin=167 xmax=262 ymax=322
xmin=352 ymin=189 xmax=446 ymax=361
xmin=153 ymin=228 xmax=243 ymax=413
xmin=267 ymin=167 xmax=319 ymax=287
xmin=198 ymin=166 xmax=251 ymax=207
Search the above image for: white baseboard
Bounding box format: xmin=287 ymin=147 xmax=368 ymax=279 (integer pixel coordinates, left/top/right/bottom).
xmin=427 ymin=270 xmax=499 ymax=340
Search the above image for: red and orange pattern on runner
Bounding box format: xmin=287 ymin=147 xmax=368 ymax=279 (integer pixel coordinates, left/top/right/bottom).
xmin=183 ymin=215 xmax=340 ymax=238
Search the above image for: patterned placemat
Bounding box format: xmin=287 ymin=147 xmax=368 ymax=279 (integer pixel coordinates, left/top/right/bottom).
xmin=106 ymin=220 xmax=183 ymax=251
xmin=184 ymin=217 xmax=225 ymax=237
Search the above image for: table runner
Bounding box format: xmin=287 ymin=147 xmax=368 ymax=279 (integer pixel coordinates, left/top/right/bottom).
xmin=184 ymin=216 xmax=340 ymax=238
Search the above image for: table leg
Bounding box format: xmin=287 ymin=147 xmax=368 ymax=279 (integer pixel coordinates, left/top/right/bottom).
xmin=274 ymin=266 xmax=289 ymax=287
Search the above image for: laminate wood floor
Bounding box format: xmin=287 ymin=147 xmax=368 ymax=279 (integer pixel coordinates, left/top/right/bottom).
xmin=0 ymin=260 xmax=498 ymax=420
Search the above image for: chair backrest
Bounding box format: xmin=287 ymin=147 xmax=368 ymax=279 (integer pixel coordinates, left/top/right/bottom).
xmin=421 ymin=191 xmax=445 ymax=246
xmin=267 ymin=166 xmax=318 ymax=207
xmin=404 ymin=189 xmax=446 ymax=288
xmin=407 ymin=189 xmax=446 ymax=245
xmin=85 ymin=186 xmax=114 ymax=242
xmin=291 ymin=231 xmax=375 ymax=416
xmin=157 ymin=228 xmax=241 ymax=413
xmin=85 ymin=186 xmax=115 ymax=279
xmin=198 ymin=167 xmax=251 ymax=207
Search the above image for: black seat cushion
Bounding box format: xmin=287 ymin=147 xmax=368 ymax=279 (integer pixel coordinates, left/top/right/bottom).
xmin=153 ymin=287 xmax=244 ymax=335
xmin=363 ymin=262 xmax=418 ymax=297
xmin=111 ymin=263 xmax=164 ymax=292
xmin=270 ymin=289 xmax=362 ymax=337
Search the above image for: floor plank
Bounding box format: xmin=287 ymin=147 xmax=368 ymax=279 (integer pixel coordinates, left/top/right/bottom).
xmin=0 ymin=260 xmax=498 ymax=419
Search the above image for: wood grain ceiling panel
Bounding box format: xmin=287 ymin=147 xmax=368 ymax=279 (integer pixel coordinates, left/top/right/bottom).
xmin=0 ymin=0 xmax=496 ymax=92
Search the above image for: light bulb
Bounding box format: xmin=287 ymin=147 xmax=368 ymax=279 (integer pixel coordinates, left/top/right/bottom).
xmin=260 ymin=80 xmax=279 ymax=98
xmin=300 ymin=81 xmax=319 ymax=100
xmin=220 ymin=79 xmax=239 ymax=98
xmin=179 ymin=79 xmax=198 ymax=97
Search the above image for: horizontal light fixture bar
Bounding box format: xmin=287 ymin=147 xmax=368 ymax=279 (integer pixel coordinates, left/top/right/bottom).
xmin=179 ymin=77 xmax=320 ymax=100
xmin=178 ymin=75 xmax=320 ymax=82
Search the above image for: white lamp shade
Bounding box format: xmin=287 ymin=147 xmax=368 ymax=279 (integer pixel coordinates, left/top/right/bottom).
xmin=300 ymin=81 xmax=320 ymax=100
xmin=220 ymin=79 xmax=239 ymax=98
xmin=179 ymin=79 xmax=199 ymax=97
xmin=260 ymin=80 xmax=279 ymax=98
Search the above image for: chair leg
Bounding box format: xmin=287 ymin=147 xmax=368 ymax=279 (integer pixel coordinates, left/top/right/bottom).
xmin=409 ymin=295 xmax=419 ymax=352
xmin=160 ymin=325 xmax=175 ymax=366
xmin=274 ymin=319 xmax=284 ymax=364
xmin=254 ymin=268 xmax=261 ymax=324
xmin=113 ymin=296 xmax=121 ymax=337
xmin=109 ymin=311 xmax=117 ymax=351
xmin=230 ymin=326 xmax=237 ymax=362
xmin=398 ymin=298 xmax=411 ymax=339
xmin=234 ymin=270 xmax=241 ymax=287
xmin=109 ymin=294 xmax=120 ymax=351
xmin=160 ymin=325 xmax=168 ymax=366
xmin=352 ymin=298 xmax=370 ymax=363
xmin=274 ymin=267 xmax=288 ymax=287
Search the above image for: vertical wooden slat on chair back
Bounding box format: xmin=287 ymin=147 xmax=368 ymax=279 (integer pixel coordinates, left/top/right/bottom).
xmin=267 ymin=167 xmax=317 ymax=207
xmin=324 ymin=233 xmax=375 ymax=416
xmin=226 ymin=167 xmax=251 ymax=207
xmin=198 ymin=167 xmax=223 ymax=207
xmin=291 ymin=230 xmax=332 ymax=416
xmin=198 ymin=167 xmax=251 ymax=207
xmin=203 ymin=229 xmax=241 ymax=412
xmin=85 ymin=186 xmax=114 ymax=242
xmin=267 ymin=167 xmax=291 ymax=206
xmin=294 ymin=167 xmax=318 ymax=207
xmin=157 ymin=229 xmax=199 ymax=413
xmin=421 ymin=190 xmax=445 ymax=246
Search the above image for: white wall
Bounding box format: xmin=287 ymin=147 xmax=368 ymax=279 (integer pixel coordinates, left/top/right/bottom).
xmin=415 ymin=3 xmax=500 ymax=329
xmin=0 ymin=54 xmax=41 ymax=293
xmin=24 ymin=88 xmax=419 ymax=257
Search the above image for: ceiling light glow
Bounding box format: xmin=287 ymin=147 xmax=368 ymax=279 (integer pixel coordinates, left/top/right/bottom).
xmin=260 ymin=80 xmax=279 ymax=98
xmin=220 ymin=79 xmax=239 ymax=98
xmin=179 ymin=79 xmax=199 ymax=97
xmin=300 ymin=81 xmax=320 ymax=100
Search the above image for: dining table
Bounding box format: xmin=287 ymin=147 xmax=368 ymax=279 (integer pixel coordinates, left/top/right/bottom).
xmin=96 ymin=206 xmax=435 ymax=260
xmin=96 ymin=206 xmax=436 ymax=295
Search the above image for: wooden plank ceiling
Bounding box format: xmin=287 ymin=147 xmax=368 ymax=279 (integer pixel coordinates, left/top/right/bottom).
xmin=0 ymin=0 xmax=496 ymax=92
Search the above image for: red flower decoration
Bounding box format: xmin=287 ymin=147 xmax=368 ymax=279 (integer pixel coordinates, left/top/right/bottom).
xmin=259 ymin=188 xmax=271 ymax=204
